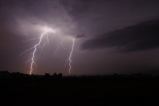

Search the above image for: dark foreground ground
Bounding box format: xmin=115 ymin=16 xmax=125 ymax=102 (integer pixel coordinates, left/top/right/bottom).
xmin=0 ymin=71 xmax=159 ymax=106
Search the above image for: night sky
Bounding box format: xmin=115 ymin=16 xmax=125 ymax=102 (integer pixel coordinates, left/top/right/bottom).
xmin=0 ymin=0 xmax=159 ymax=75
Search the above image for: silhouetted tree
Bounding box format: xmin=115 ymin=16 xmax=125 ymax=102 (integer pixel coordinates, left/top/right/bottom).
xmin=57 ymin=73 xmax=63 ymax=78
xmin=45 ymin=73 xmax=50 ymax=77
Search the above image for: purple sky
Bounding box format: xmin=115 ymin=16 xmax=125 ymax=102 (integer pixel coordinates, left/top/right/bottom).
xmin=0 ymin=0 xmax=159 ymax=75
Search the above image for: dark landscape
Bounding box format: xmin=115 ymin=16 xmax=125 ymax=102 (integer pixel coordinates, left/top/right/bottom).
xmin=0 ymin=71 xmax=159 ymax=106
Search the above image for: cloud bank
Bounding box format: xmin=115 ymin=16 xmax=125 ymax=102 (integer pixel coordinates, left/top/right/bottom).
xmin=82 ymin=19 xmax=159 ymax=52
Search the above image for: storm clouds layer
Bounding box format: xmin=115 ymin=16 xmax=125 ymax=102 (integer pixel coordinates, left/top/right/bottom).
xmin=82 ymin=19 xmax=159 ymax=52
xmin=0 ymin=0 xmax=159 ymax=75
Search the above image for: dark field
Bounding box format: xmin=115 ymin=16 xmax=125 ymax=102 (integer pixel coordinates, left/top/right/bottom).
xmin=0 ymin=71 xmax=159 ymax=106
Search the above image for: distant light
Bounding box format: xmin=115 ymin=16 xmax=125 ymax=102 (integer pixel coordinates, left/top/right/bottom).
xmin=37 ymin=25 xmax=57 ymax=34
xmin=43 ymin=26 xmax=56 ymax=33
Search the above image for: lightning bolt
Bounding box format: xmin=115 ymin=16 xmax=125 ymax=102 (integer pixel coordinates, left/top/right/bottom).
xmin=28 ymin=26 xmax=76 ymax=75
xmin=68 ymin=38 xmax=76 ymax=75
xmin=29 ymin=32 xmax=46 ymax=75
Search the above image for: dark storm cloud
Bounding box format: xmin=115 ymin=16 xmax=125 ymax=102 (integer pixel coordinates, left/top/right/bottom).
xmin=82 ymin=19 xmax=159 ymax=52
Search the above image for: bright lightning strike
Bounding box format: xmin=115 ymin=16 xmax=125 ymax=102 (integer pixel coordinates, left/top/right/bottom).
xmin=29 ymin=33 xmax=45 ymax=75
xmin=28 ymin=25 xmax=76 ymax=75
xmin=29 ymin=26 xmax=56 ymax=75
xmin=68 ymin=38 xmax=76 ymax=75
